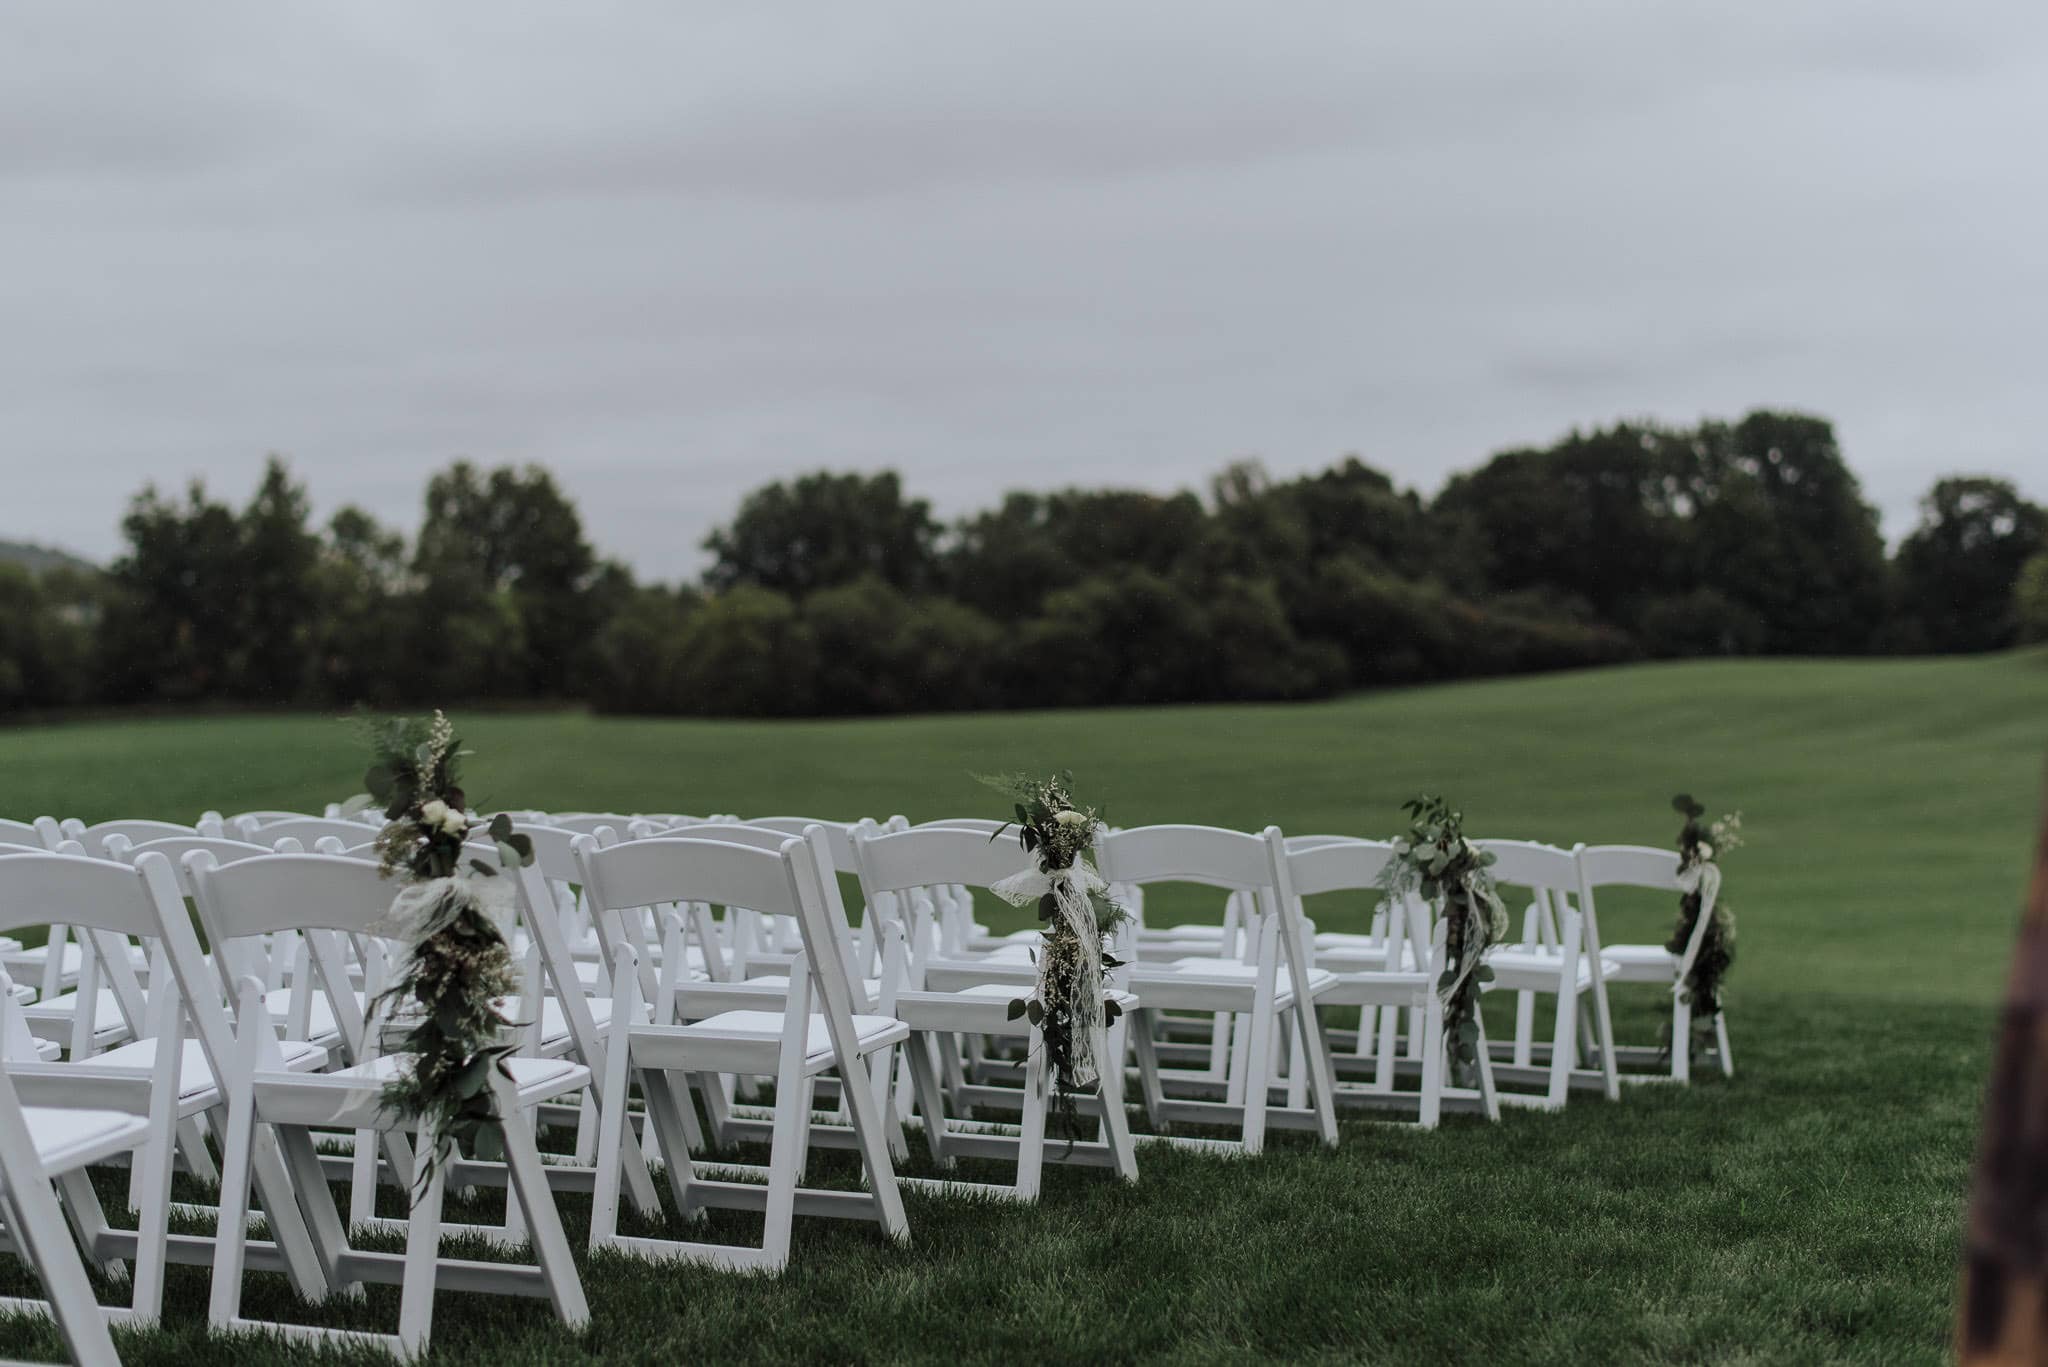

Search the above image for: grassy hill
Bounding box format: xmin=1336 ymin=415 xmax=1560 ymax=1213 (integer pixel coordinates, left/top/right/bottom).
xmin=0 ymin=538 xmax=96 ymax=577
xmin=0 ymin=651 xmax=2041 ymax=1362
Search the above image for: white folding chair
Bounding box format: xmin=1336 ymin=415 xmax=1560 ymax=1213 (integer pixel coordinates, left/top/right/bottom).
xmin=60 ymin=819 xmax=212 ymax=859
xmin=1275 ymin=835 xmax=1498 ymax=1126
xmin=852 ymin=825 xmax=1140 ymax=1200
xmin=1094 ymin=825 xmax=1340 ymax=1156
xmin=241 ymin=816 xmax=390 ymax=849
xmin=184 ymin=850 xmax=591 ymax=1358
xmin=0 ymin=848 xmax=334 ymax=1324
xmin=1578 ymin=844 xmax=1734 ymax=1083
xmin=0 ymin=1053 xmax=134 ymax=1367
xmin=582 ymin=831 xmax=910 ymax=1271
xmin=1474 ymin=839 xmax=1620 ymax=1108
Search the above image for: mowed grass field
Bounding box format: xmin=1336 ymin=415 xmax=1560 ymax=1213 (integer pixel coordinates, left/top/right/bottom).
xmin=0 ymin=651 xmax=2043 ymax=1364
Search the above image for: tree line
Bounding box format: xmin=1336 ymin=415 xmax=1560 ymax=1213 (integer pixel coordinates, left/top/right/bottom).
xmin=2 ymin=407 xmax=2044 ymax=718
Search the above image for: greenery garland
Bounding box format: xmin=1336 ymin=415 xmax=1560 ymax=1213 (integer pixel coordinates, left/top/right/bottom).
xmin=346 ymin=710 xmax=536 ymax=1188
xmin=1666 ymin=793 xmax=1741 ymax=1053
xmin=1378 ymin=795 xmax=1507 ymax=1085
xmin=976 ymin=771 xmax=1129 ymax=1112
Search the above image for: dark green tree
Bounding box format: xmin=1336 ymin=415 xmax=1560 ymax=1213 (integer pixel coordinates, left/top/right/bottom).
xmin=414 ymin=462 xmax=606 ymax=695
xmin=235 ymin=457 xmax=322 ymax=700
xmin=668 ymin=585 xmax=819 ymax=716
xmin=1432 ymin=422 xmax=1689 ymax=628
xmin=585 ymin=584 xmax=703 ymax=714
xmin=705 ymin=471 xmax=940 ymax=600
xmin=97 ymin=480 xmax=245 ymax=702
xmin=0 ymin=564 xmax=94 ymax=710
xmin=1893 ymin=476 xmax=2046 ymax=652
xmin=1683 ymin=411 xmax=1889 ymax=654
xmin=308 ymin=505 xmax=410 ymax=705
xmin=2017 ymin=552 xmax=2048 ymax=645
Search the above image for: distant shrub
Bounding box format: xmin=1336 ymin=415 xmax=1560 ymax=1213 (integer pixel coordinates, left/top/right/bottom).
xmin=1637 ymin=589 xmax=1767 ymax=659
xmin=2018 ymin=553 xmax=2048 ymax=645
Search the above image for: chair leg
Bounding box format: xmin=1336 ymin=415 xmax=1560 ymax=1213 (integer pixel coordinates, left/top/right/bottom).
xmin=1014 ymin=1036 xmax=1049 ymax=1202
xmin=1672 ymin=995 xmax=1693 ymax=1084
xmin=589 ymin=985 xmax=639 ymax=1247
xmin=1714 ymin=1013 xmax=1734 ymax=1077
xmin=1419 ymin=986 xmax=1447 ymax=1130
xmin=1547 ymin=985 xmax=1579 ymax=1109
xmin=1240 ymin=1003 xmax=1274 ymax=1155
xmin=572 ymin=1090 xmax=600 ymax=1166
xmin=1295 ymin=1002 xmax=1340 ymax=1148
xmin=173 ymin=1116 xmax=219 ymax=1183
xmin=0 ymin=1183 xmax=119 ymax=1367
xmin=904 ymin=1033 xmax=955 ymax=1169
xmin=53 ymin=1170 xmax=123 ymax=1280
xmin=836 ymin=1045 xmax=909 ymax=1244
xmin=276 ymin=1125 xmax=360 ymax=1299
xmin=498 ymin=1088 xmax=590 ymax=1332
xmin=642 ymin=1069 xmax=703 ymax=1219
xmin=1129 ymin=1010 xmax=1171 ymax=1130
xmin=1224 ymin=1012 xmax=1251 ymax=1107
xmin=396 ymin=1128 xmax=448 ymax=1360
xmin=1093 ymin=1024 xmax=1139 ymax=1183
xmin=128 ymin=1074 xmax=178 ymax=1322
xmin=207 ymin=1084 xmax=258 ymax=1331
xmin=1474 ymin=1012 xmax=1501 ymax=1122
xmin=759 ymin=1066 xmax=808 ymax=1270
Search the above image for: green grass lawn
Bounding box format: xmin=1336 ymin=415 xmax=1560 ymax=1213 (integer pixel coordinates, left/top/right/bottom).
xmin=1 ymin=651 xmax=2043 ymax=1363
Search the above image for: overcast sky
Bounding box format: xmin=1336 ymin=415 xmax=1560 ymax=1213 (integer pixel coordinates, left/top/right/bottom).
xmin=4 ymin=2 xmax=2044 ymax=581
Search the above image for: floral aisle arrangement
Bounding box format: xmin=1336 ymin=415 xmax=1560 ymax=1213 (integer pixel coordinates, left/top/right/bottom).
xmin=345 ymin=711 xmax=536 ymax=1183
xmin=1378 ymin=795 xmax=1507 ymax=1084
xmin=1666 ymin=793 xmax=1741 ymax=1050
xmin=976 ymin=771 xmax=1129 ymax=1103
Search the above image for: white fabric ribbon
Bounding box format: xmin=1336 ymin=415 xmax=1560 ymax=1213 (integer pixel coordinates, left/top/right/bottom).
xmin=356 ymin=869 xmax=519 ymax=1116
xmin=1671 ymin=859 xmax=1723 ymax=1002
xmin=1436 ymin=873 xmax=1506 ymax=1009
xmin=991 ymin=857 xmax=1108 ymax=1090
xmin=373 ymin=872 xmax=515 ymax=944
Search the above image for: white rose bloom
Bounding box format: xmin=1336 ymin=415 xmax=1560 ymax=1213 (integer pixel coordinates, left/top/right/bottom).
xmin=1053 ymin=809 xmax=1089 ymax=827
xmin=440 ymin=808 xmax=469 ymax=835
xmin=419 ymin=799 xmax=449 ymax=828
xmin=1697 ymin=841 xmax=1713 ymax=861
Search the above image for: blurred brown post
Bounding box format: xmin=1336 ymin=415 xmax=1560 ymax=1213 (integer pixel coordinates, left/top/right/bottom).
xmin=1960 ymin=783 xmax=2048 ymax=1364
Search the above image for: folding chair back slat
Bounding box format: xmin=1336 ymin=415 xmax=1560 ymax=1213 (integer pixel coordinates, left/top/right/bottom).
xmin=1096 ymin=824 xmax=1273 ymax=890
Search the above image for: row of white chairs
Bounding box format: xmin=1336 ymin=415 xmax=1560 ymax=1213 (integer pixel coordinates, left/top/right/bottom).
xmin=0 ymin=806 xmax=1730 ymax=1363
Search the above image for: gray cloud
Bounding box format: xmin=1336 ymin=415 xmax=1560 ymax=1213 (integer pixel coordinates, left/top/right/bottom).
xmin=2 ymin=0 xmax=2043 ymax=581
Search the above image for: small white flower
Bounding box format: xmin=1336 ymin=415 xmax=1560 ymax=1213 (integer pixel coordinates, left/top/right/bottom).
xmin=1053 ymin=809 xmax=1089 ymax=827
xmin=1697 ymin=841 xmax=1714 ymax=861
xmin=420 ymin=799 xmax=449 ymax=828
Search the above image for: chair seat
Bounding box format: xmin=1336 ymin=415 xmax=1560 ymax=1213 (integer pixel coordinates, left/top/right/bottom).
xmin=1320 ymin=968 xmax=1431 ymax=1006
xmin=1600 ymin=943 xmax=1680 ymax=981
xmin=263 ymin=987 xmax=343 ymax=1042
xmin=535 ymin=994 xmax=612 ymax=1043
xmin=20 ymin=988 xmax=133 ymax=1043
xmin=894 ymin=983 xmax=1139 ymax=1035
xmin=1314 ymin=931 xmax=1389 ymax=951
xmin=968 ymin=944 xmax=1037 ymax=964
xmin=1486 ymin=947 xmax=1622 ymax=991
xmin=1126 ymin=960 xmax=1334 ymax=1011
xmin=1158 ymin=959 xmax=1335 ymax=991
xmin=3 ymin=942 xmax=149 ymax=984
xmin=20 ymin=1106 xmax=151 ymax=1174
xmin=693 ymin=975 xmax=883 ymax=1015
xmin=257 ymin=1053 xmax=591 ymax=1127
xmin=76 ymin=1034 xmax=328 ymax=1101
xmin=628 ymin=1010 xmax=908 ymax=1077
